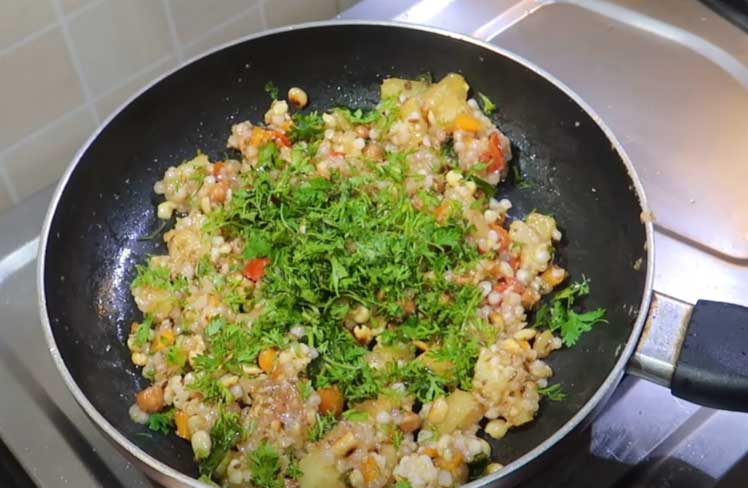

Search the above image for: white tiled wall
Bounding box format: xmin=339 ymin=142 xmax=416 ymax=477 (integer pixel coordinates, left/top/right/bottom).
xmin=0 ymin=0 xmax=360 ymax=213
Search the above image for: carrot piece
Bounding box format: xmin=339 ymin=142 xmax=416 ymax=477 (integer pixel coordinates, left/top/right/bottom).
xmin=175 ymin=410 xmax=190 ymax=439
xmin=249 ymin=127 xmax=273 ymax=147
xmin=151 ymin=329 xmax=175 ymax=352
xmin=211 ymin=161 xmax=225 ymax=177
xmin=454 ymin=113 xmax=482 ymax=132
xmin=361 ymin=456 xmax=380 ymax=483
xmin=317 ymin=386 xmax=344 ymax=416
xmin=423 ymin=447 xmax=439 ymax=458
xmin=243 ymin=257 xmax=270 ymax=281
xmin=541 ymin=265 xmax=567 ymax=287
xmin=258 ymin=348 xmax=278 ymax=373
xmin=436 ymin=450 xmax=464 ymax=470
xmin=434 ymin=202 xmax=451 ymax=222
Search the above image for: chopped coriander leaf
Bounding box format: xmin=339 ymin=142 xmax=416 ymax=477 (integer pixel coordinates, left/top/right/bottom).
xmin=205 ymin=317 xmax=226 ymax=337
xmin=538 ymin=383 xmax=567 ymax=401
xmin=137 ymin=220 xmax=168 ymax=241
xmin=534 ymin=277 xmax=607 ymax=347
xmin=264 ymin=81 xmax=279 ymax=100
xmin=242 ymin=232 xmax=272 ymax=260
xmin=197 ymin=474 xmax=220 ymax=487
xmin=477 ymin=92 xmax=496 ymax=114
xmin=131 ymin=264 xmax=185 ymax=291
xmin=512 ymin=164 xmax=533 ymax=189
xmin=441 ymin=138 xmax=458 ymax=162
xmin=287 ymin=458 xmax=303 ymax=480
xmin=467 ymin=174 xmax=495 ymax=197
xmin=390 ymin=361 xmax=449 ymax=403
xmin=147 ymin=408 xmax=175 ymax=435
xmin=467 ymin=453 xmax=490 ymax=481
xmin=375 ymin=96 xmax=401 ymax=132
xmin=247 ymin=441 xmax=283 ymax=488
xmin=199 ymin=410 xmax=243 ymax=477
xmin=392 ymin=428 xmax=404 ymax=449
xmin=309 ymin=412 xmax=338 ymax=442
xmin=395 ymin=480 xmax=413 ymax=488
xmin=134 ymin=316 xmax=153 ymax=348
xmin=298 ymin=380 xmax=314 ymax=401
xmin=166 ymin=346 xmax=187 ymax=368
xmin=289 ymin=111 xmax=324 ymax=143
xmin=342 ymin=410 xmax=369 ymax=422
xmin=334 ymin=106 xmax=380 ymax=125
xmin=416 ymin=71 xmax=433 ymax=84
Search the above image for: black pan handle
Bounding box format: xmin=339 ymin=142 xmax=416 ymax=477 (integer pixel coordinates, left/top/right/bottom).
xmin=671 ymin=300 xmax=748 ymax=410
xmin=629 ymin=293 xmax=748 ymax=411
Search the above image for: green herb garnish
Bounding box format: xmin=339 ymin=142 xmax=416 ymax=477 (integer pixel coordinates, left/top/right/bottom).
xmin=289 ymin=111 xmax=324 ymax=143
xmin=477 ymin=92 xmax=496 ymax=114
xmin=134 ymin=316 xmax=153 ymax=348
xmin=538 ymin=383 xmax=567 ymax=401
xmin=309 ymin=412 xmax=338 ymax=442
xmin=166 ymin=346 xmax=187 ymax=368
xmin=147 ymin=408 xmax=175 ymax=435
xmin=334 ymin=106 xmax=380 ymax=125
xmin=534 ymin=277 xmax=607 ymax=346
xmin=247 ymin=442 xmax=283 ymax=488
xmin=342 ymin=410 xmax=369 ymax=422
xmin=199 ymin=410 xmax=243 ymax=477
xmin=264 ymin=81 xmax=279 ymax=100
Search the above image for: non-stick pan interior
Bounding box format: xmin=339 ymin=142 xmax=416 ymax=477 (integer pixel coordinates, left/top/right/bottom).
xmin=43 ymin=24 xmax=648 ymax=479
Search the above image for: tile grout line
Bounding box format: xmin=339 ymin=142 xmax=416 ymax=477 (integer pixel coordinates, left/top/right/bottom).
xmin=180 ymin=4 xmax=267 ymax=55
xmin=258 ymin=0 xmax=269 ymax=28
xmin=49 ymin=0 xmax=101 ymax=126
xmin=0 ymin=0 xmax=106 ymax=59
xmin=0 ymin=23 xmax=57 ymax=58
xmin=161 ymin=0 xmax=185 ymax=65
xmin=63 ymin=0 xmax=105 ymax=22
xmin=92 ymin=54 xmax=174 ymax=105
xmin=0 ymin=106 xmax=88 ymax=159
xmin=1 ymin=1 xmax=266 ymax=162
xmin=0 ymin=164 xmax=20 ymax=205
xmin=0 ymin=51 xmax=171 ymax=161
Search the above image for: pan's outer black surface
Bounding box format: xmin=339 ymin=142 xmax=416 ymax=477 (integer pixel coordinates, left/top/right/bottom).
xmin=39 ymin=22 xmax=652 ymax=487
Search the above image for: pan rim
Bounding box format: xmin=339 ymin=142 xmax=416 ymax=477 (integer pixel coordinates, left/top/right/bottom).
xmin=37 ymin=19 xmax=655 ymax=487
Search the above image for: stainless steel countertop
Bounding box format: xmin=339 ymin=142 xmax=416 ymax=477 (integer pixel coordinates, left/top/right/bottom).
xmin=2 ymin=0 xmax=748 ymax=486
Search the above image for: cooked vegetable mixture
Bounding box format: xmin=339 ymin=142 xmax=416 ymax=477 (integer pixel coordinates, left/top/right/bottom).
xmin=128 ymin=74 xmax=606 ymax=487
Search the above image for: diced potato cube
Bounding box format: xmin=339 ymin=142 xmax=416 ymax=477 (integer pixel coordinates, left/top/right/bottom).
xmin=366 ymin=342 xmax=415 ymax=370
xmin=525 ymin=213 xmax=557 ymax=241
xmin=430 ymin=390 xmax=484 ymax=435
xmin=299 ymin=448 xmax=344 ymax=488
xmin=381 ymin=78 xmax=429 ymax=99
xmin=421 ymin=73 xmax=470 ymax=129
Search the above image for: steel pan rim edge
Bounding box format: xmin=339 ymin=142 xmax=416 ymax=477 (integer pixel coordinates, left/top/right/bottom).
xmin=36 ymin=19 xmax=655 ymax=488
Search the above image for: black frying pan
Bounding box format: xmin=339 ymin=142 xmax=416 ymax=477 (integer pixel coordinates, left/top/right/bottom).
xmin=38 ymin=22 xmax=748 ymax=488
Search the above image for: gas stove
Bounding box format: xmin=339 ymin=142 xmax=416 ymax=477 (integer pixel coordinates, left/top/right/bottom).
xmin=2 ymin=1 xmax=747 ymax=486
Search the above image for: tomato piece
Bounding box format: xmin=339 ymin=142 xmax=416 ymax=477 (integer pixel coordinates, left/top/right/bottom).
xmin=272 ymin=131 xmax=291 ymax=147
xmin=482 ymin=132 xmax=506 ymax=174
xmin=211 ymin=161 xmax=225 ymax=177
xmin=243 ymin=257 xmax=270 ymax=281
xmin=490 ymin=224 xmax=510 ymax=251
xmin=329 ymin=150 xmax=346 ymax=158
xmin=494 ymin=275 xmax=525 ymax=294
